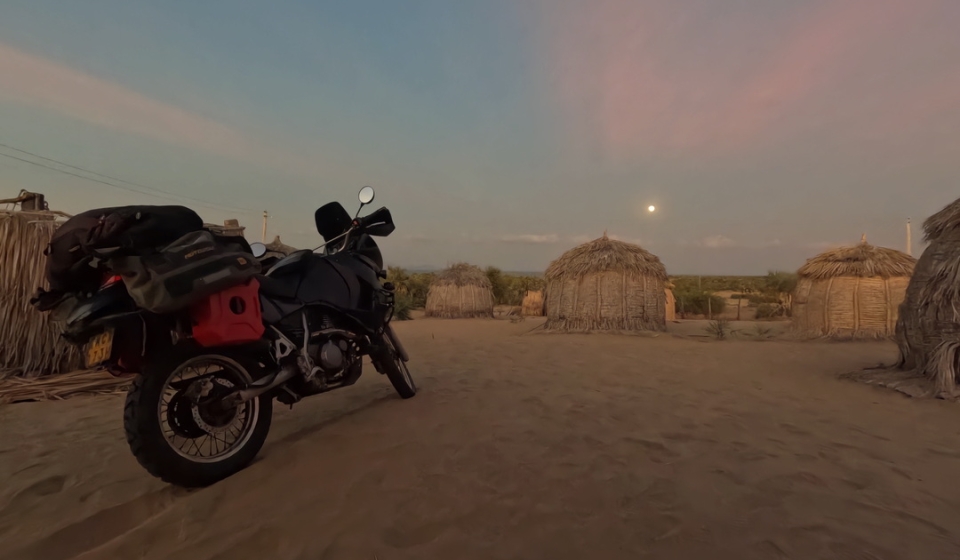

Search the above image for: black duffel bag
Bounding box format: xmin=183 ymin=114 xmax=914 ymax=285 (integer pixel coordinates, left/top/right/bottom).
xmin=44 ymin=205 xmax=204 ymax=293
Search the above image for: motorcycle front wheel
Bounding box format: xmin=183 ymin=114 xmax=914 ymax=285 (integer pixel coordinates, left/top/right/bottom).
xmin=375 ymin=332 xmax=417 ymax=399
xmin=123 ymin=352 xmax=273 ymax=488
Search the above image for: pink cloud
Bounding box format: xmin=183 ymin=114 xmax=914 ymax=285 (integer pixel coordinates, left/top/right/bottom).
xmin=0 ymin=42 xmax=341 ymax=178
xmin=539 ymin=0 xmax=950 ymax=161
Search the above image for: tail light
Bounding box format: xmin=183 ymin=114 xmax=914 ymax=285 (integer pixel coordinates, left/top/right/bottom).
xmin=100 ymin=274 xmax=123 ymax=290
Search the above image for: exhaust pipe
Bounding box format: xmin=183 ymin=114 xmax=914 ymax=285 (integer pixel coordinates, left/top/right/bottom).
xmin=225 ymin=364 xmax=298 ymax=405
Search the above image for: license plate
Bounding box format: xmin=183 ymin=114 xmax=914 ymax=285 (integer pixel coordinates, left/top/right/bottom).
xmin=85 ymin=329 xmax=114 ymax=368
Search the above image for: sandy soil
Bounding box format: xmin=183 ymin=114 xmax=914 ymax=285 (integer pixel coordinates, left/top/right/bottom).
xmin=2 ymin=319 xmax=960 ymax=559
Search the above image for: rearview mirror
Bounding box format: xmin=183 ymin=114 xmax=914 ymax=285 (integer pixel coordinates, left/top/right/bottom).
xmin=249 ymin=242 xmax=267 ymax=258
xmin=358 ymin=186 xmax=375 ymax=205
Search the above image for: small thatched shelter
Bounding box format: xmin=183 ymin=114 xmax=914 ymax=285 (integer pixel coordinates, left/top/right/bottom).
xmin=664 ymin=283 xmax=677 ymax=322
xmin=425 ymin=263 xmax=494 ymax=318
xmin=1 ymin=192 xmax=82 ymax=378
xmin=265 ymin=235 xmax=296 ymax=255
xmin=205 ymin=219 xmax=246 ymax=237
xmin=522 ymin=290 xmax=544 ymax=317
xmin=792 ymin=236 xmax=915 ymax=339
xmin=896 ymin=197 xmax=960 ymax=396
xmin=543 ymin=234 xmax=668 ymax=332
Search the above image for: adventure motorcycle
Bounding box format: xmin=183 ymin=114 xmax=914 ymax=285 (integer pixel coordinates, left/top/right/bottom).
xmin=57 ymin=187 xmax=415 ymax=487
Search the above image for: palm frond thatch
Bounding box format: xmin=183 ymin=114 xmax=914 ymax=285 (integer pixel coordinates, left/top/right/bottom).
xmin=896 ymin=196 xmax=960 ymax=396
xmin=543 ymin=234 xmax=667 ymax=332
xmin=0 ymin=210 xmax=82 ymax=378
xmin=796 ymin=240 xmax=916 ymax=280
xmin=265 ymin=235 xmax=297 ymax=255
xmin=545 ymin=234 xmax=668 ymax=281
xmin=0 ymin=369 xmax=130 ymax=404
xmin=922 ymin=197 xmax=960 ymax=242
xmin=424 ymin=263 xmax=494 ymax=318
xmin=792 ymin=239 xmax=915 ymax=339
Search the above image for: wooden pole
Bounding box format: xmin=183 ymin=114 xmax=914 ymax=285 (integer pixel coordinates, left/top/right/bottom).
xmin=261 ymin=211 xmax=269 ymax=243
xmin=906 ymin=218 xmax=912 ymax=256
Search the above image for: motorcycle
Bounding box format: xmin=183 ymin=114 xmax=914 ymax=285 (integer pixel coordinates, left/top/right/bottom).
xmin=60 ymin=187 xmax=416 ymax=487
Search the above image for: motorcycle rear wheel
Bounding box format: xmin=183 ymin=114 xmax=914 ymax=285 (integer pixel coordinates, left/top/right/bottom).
xmin=123 ymin=352 xmax=273 ymax=487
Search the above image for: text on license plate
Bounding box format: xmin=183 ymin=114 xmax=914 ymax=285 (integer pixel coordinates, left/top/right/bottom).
xmin=85 ymin=329 xmax=114 ymax=368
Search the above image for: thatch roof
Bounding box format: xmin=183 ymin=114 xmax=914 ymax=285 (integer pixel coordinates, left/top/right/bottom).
xmin=431 ymin=263 xmax=492 ymax=288
xmin=544 ymin=234 xmax=667 ymax=281
xmin=265 ymin=235 xmax=297 ymax=255
xmin=796 ymin=238 xmax=916 ymax=280
xmin=923 ymin=197 xmax=960 ymax=242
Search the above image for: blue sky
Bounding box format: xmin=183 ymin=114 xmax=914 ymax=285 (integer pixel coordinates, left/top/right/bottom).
xmin=1 ymin=0 xmax=958 ymax=273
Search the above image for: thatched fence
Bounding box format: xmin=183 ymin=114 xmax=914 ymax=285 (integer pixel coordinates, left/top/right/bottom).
xmin=792 ymin=237 xmax=915 ymax=339
xmin=1 ymin=209 xmax=82 ymax=378
xmin=521 ymin=290 xmax=544 ymax=317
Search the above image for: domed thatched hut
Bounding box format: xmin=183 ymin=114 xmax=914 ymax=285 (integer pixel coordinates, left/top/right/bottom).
xmin=425 ymin=263 xmax=494 ymax=318
xmin=0 ymin=192 xmax=82 ymax=377
xmin=895 ymin=197 xmax=960 ymax=395
xmin=792 ymin=236 xmax=915 ymax=339
xmin=543 ymin=234 xmax=668 ymax=332
xmin=521 ymin=290 xmax=544 ymax=317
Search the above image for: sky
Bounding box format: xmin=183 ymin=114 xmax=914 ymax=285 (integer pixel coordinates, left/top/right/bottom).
xmin=1 ymin=0 xmax=958 ymax=274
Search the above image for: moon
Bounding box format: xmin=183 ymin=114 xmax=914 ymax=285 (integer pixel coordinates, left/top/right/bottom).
xmin=648 ymin=205 xmax=656 ymax=213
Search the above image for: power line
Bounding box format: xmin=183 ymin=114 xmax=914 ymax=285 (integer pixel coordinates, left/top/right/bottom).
xmin=0 ymin=142 xmax=257 ymax=214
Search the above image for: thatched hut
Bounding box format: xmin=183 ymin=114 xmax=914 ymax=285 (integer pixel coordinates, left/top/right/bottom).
xmin=792 ymin=236 xmax=915 ymax=339
xmin=265 ymin=235 xmax=296 ymax=255
xmin=895 ymin=197 xmax=960 ymax=395
xmin=205 ymin=219 xmax=245 ymax=237
xmin=521 ymin=290 xmax=544 ymax=317
xmin=543 ymin=234 xmax=668 ymax=332
xmin=1 ymin=194 xmax=82 ymax=378
xmin=425 ymin=263 xmax=494 ymax=318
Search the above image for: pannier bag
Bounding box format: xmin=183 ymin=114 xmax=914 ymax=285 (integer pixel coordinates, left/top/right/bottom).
xmin=43 ymin=205 xmax=204 ymax=295
xmin=110 ymin=230 xmax=260 ymax=314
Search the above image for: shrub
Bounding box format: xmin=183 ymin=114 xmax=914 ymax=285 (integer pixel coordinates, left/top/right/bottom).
xmin=706 ymin=318 xmax=731 ymax=340
xmin=674 ymin=289 xmax=726 ymax=317
xmin=393 ymin=293 xmax=414 ymax=321
xmin=755 ymin=302 xmax=791 ymax=319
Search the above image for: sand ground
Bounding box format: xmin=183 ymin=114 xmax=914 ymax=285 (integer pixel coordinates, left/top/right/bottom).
xmin=2 ymin=318 xmax=960 ymax=559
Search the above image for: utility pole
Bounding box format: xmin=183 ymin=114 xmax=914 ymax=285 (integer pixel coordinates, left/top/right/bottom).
xmin=906 ymin=218 xmax=912 ymax=256
xmin=262 ymin=211 xmax=269 ymax=243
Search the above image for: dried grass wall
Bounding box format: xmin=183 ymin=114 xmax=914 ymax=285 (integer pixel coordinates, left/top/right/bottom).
xmin=0 ymin=212 xmax=82 ymax=378
xmin=792 ymin=275 xmax=909 ymax=338
xmin=895 ymin=229 xmax=960 ymax=395
xmin=665 ymin=288 xmax=676 ymax=322
xmin=521 ymin=290 xmax=544 ymax=317
xmin=425 ymin=284 xmax=494 ymax=318
xmin=544 ymin=271 xmax=667 ymax=332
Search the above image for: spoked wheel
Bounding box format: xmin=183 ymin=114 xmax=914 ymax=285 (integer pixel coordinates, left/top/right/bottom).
xmin=124 ymin=353 xmax=272 ymax=487
xmin=377 ymin=334 xmax=417 ymax=399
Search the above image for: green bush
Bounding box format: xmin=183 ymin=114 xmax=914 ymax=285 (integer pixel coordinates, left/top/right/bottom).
xmin=754 ymin=302 xmax=791 ymax=319
xmin=747 ymin=293 xmax=781 ymax=305
xmin=674 ymin=289 xmax=726 ymax=317
xmin=387 ymin=267 xmax=434 ymax=308
xmin=484 ymin=267 xmax=545 ymax=306
xmin=393 ymin=293 xmax=414 ymax=321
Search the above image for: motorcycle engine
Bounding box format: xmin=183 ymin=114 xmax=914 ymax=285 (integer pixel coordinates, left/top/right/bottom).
xmin=307 ymin=336 xmax=354 ymax=380
xmin=318 ymin=339 xmax=348 ymax=371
